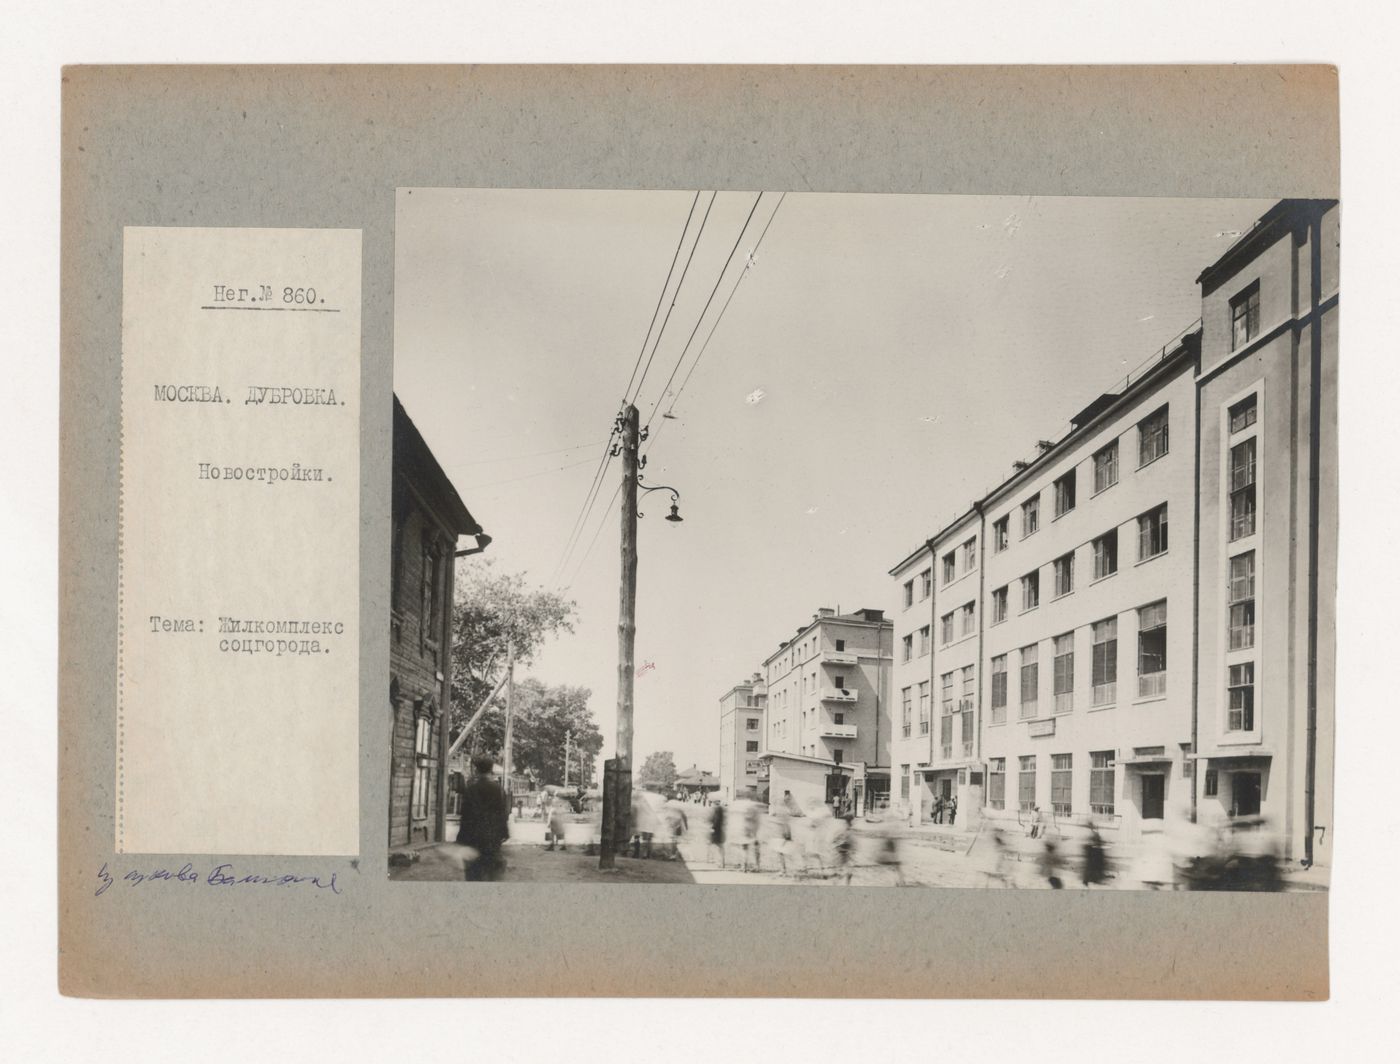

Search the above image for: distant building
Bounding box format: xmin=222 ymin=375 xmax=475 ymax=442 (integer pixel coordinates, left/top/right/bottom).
xmin=889 ymin=543 xmax=935 ymax=821
xmin=717 ymin=675 xmax=767 ymax=803
xmin=758 ymin=607 xmax=893 ymax=813
xmin=1191 ymin=199 xmax=1337 ymax=868
xmin=389 ymin=396 xmax=489 ymax=848
xmin=674 ymin=765 xmax=721 ymax=801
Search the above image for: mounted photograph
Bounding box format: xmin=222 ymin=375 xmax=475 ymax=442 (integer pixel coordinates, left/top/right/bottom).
xmin=386 ymin=187 xmax=1337 ymax=892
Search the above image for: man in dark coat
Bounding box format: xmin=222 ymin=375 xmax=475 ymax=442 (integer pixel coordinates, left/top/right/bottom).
xmin=456 ymin=756 xmax=511 ymax=881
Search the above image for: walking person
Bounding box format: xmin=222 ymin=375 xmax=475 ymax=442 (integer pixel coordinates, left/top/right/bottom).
xmin=1080 ymin=828 xmax=1109 ymax=888
xmin=708 ymin=800 xmax=727 ymax=868
xmin=1037 ymin=837 xmax=1065 ymax=889
xmin=456 ymin=756 xmax=511 ymax=881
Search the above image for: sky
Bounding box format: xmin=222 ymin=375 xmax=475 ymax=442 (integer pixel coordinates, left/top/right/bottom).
xmin=393 ymin=188 xmax=1275 ymax=780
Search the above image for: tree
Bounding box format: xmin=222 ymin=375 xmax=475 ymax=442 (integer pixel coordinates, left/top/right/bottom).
xmin=637 ymin=750 xmax=678 ymax=792
xmin=465 ymin=677 xmax=604 ymax=787
xmin=448 ymin=558 xmax=577 ymax=741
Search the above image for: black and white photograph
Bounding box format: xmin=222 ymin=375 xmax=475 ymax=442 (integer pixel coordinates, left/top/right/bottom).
xmin=387 ymin=188 xmax=1337 ymax=891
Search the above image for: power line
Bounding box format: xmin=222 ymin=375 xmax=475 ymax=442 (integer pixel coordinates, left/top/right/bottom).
xmin=640 ymin=191 xmax=765 ymax=434
xmin=460 ymin=438 xmax=609 ymax=465
xmin=463 ymin=455 xmax=599 ymax=490
xmin=549 ymin=193 xmax=708 ymax=587
xmin=622 ymin=191 xmax=702 ymax=404
xmin=628 ymin=190 xmax=718 ymax=406
xmin=563 ymin=477 xmax=623 ymax=589
xmin=664 ymin=192 xmax=786 ymax=422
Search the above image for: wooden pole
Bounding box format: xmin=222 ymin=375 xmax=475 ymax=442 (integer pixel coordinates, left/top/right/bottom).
xmin=600 ymin=404 xmax=639 ymax=869
xmin=501 ymin=638 xmax=516 ymax=795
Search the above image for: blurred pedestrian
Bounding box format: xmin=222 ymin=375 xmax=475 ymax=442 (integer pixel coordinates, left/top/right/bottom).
xmin=1037 ymin=837 xmax=1064 ymax=889
xmin=709 ymin=801 xmax=727 ymax=868
xmin=1080 ymin=828 xmax=1108 ymax=888
xmin=982 ymin=827 xmax=1015 ymax=888
xmin=947 ymin=794 xmax=958 ymax=827
xmin=546 ymin=793 xmax=569 ymax=852
xmin=456 ymin=756 xmax=510 ymax=881
xmin=932 ymin=794 xmax=945 ymax=824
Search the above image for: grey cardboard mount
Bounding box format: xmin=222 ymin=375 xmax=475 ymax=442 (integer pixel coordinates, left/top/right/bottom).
xmin=60 ymin=65 xmax=1337 ymax=999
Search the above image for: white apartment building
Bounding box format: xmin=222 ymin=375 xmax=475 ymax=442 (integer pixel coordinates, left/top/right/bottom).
xmin=759 ymin=607 xmax=893 ymax=814
xmin=889 ymin=544 xmax=934 ymax=821
xmin=1192 ymin=199 xmax=1337 ymax=868
xmin=717 ymin=676 xmax=767 ymax=803
xmin=979 ymin=338 xmax=1199 ymax=841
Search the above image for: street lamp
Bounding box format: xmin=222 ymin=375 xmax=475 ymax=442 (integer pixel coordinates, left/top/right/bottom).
xmin=637 ymin=477 xmax=684 ymax=522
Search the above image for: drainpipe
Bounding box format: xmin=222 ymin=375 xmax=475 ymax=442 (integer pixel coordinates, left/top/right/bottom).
xmin=1191 ymin=338 xmax=1202 ymax=828
xmin=973 ymin=505 xmax=987 ymax=812
xmin=1303 ymin=208 xmax=1324 ymax=868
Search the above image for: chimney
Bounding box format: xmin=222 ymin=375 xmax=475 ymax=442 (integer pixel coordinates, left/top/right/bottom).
xmin=817 ymin=607 xmax=835 ymax=618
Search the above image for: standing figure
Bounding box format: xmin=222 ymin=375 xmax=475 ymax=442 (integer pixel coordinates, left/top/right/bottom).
xmin=947 ymin=794 xmax=958 ymax=827
xmin=456 ymin=757 xmax=511 ymax=882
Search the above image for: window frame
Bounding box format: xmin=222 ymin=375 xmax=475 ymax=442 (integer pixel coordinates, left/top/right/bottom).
xmin=1053 ymin=469 xmax=1077 ymax=518
xmin=1137 ymin=405 xmax=1170 ymax=468
xmin=1230 ymin=281 xmax=1261 ymax=352
xmin=1093 ymin=440 xmax=1120 ymax=494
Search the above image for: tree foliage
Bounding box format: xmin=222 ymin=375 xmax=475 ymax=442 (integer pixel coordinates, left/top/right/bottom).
xmin=638 ymin=750 xmax=678 ymax=792
xmin=448 ymin=558 xmax=577 ymax=738
xmin=462 ymin=677 xmax=604 ymax=787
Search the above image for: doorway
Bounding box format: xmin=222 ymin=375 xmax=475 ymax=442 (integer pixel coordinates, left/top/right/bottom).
xmin=1140 ymin=774 xmax=1165 ymax=821
xmin=1231 ymin=772 xmax=1262 ymax=818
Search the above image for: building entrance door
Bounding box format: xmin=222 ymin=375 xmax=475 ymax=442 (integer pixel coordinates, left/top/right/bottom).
xmin=1140 ymin=774 xmax=1165 ymax=821
xmin=939 ymin=777 xmax=954 ymax=800
xmin=1231 ymin=772 xmax=1262 ymax=818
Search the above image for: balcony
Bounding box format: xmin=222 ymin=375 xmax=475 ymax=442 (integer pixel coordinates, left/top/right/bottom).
xmin=822 ymin=650 xmax=858 ymax=666
xmin=819 ymin=722 xmax=858 ymax=740
xmin=822 ymin=687 xmax=857 ymax=703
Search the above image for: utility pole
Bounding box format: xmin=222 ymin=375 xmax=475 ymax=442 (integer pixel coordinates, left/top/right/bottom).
xmin=500 ymin=638 xmax=516 ymax=799
xmin=564 ymin=730 xmax=572 ymax=788
xmin=600 ymin=404 xmax=640 ymax=868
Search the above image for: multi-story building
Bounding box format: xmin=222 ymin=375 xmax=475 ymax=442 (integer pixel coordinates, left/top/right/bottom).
xmin=1192 ymin=199 xmax=1337 ymax=869
xmin=717 ymin=675 xmax=767 ymax=803
xmin=924 ymin=510 xmax=986 ymax=825
xmin=889 ymin=544 xmax=935 ymax=821
xmin=758 ymin=607 xmax=893 ymax=813
xmin=389 ymin=396 xmax=489 ymax=848
xmin=979 ymin=334 xmax=1200 ymax=842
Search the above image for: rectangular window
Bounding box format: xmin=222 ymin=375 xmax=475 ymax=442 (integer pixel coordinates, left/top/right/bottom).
xmin=1138 ymin=503 xmax=1169 ymax=560
xmin=918 ymin=682 xmax=930 ymax=734
xmin=960 ymin=601 xmax=976 ymax=637
xmin=1092 ymin=616 xmax=1118 ymax=706
xmin=1138 ymin=406 xmax=1170 ymax=466
xmin=1053 ymin=552 xmax=1075 ymax=597
xmin=919 ymin=625 xmax=931 ymax=656
xmin=961 ymin=704 xmax=975 ymax=757
xmin=1229 ymin=437 xmax=1257 ymax=541
xmin=993 ymin=516 xmax=1010 ymax=553
xmin=941 ymin=671 xmax=954 ymax=716
xmin=1228 ymin=662 xmax=1255 ymax=731
xmin=1093 ymin=440 xmax=1119 ymax=493
xmin=900 ymin=765 xmax=910 ymax=801
xmin=1054 ymin=470 xmax=1077 ymax=517
xmin=943 ymin=551 xmax=956 ymax=585
xmin=902 ymin=634 xmax=913 ymax=663
xmin=411 ymin=716 xmax=435 ymax=820
xmin=1022 ymin=494 xmax=1040 ymax=538
xmin=962 ymin=665 xmax=975 ymax=701
xmin=1229 ymin=393 xmax=1258 ymax=434
xmin=903 ymin=580 xmax=914 ymax=608
xmin=1052 ymin=632 xmax=1074 ymax=713
xmin=939 ymin=715 xmax=953 ymax=761
xmin=1230 ymin=282 xmax=1260 ymax=351
xmin=1090 ymin=751 xmax=1116 ymax=815
xmin=1137 ymin=600 xmax=1168 ymax=698
xmin=1204 ymin=768 xmax=1219 ymax=797
xmin=1018 ymin=756 xmax=1037 ymax=811
xmin=919 ymin=569 xmax=932 ymax=599
xmin=746 ymin=718 xmax=758 ymax=730
xmin=964 ymin=537 xmax=977 ymax=572
xmin=940 ymin=612 xmax=954 ymax=645
xmin=1228 ymin=552 xmax=1256 ymax=651
xmin=1092 ymin=528 xmax=1119 ymax=580
xmin=746 ymin=740 xmax=759 ymax=753
xmin=1050 ymin=754 xmax=1072 ymax=816
xmin=901 ymin=686 xmax=912 ymax=738
xmin=1019 ymin=644 xmax=1039 ymax=719
xmin=991 ymin=655 xmax=1008 ymax=724
xmin=992 ymin=586 xmax=1008 ymax=624
xmin=988 ymin=758 xmax=1006 ymax=809
xmin=1021 ymin=569 xmax=1040 ymax=612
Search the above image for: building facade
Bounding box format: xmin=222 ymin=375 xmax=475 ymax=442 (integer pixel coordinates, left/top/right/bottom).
xmin=1192 ymin=199 xmax=1338 ymax=868
xmin=889 ymin=544 xmax=935 ymax=821
xmin=759 ymin=608 xmax=893 ymax=812
xmin=717 ymin=675 xmax=767 ymax=803
xmin=389 ymin=396 xmax=486 ymax=848
xmin=979 ymin=337 xmax=1200 ymax=842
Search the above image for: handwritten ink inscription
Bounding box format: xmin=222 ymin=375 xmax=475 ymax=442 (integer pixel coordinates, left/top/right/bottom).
xmin=95 ymin=861 xmax=343 ymax=898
